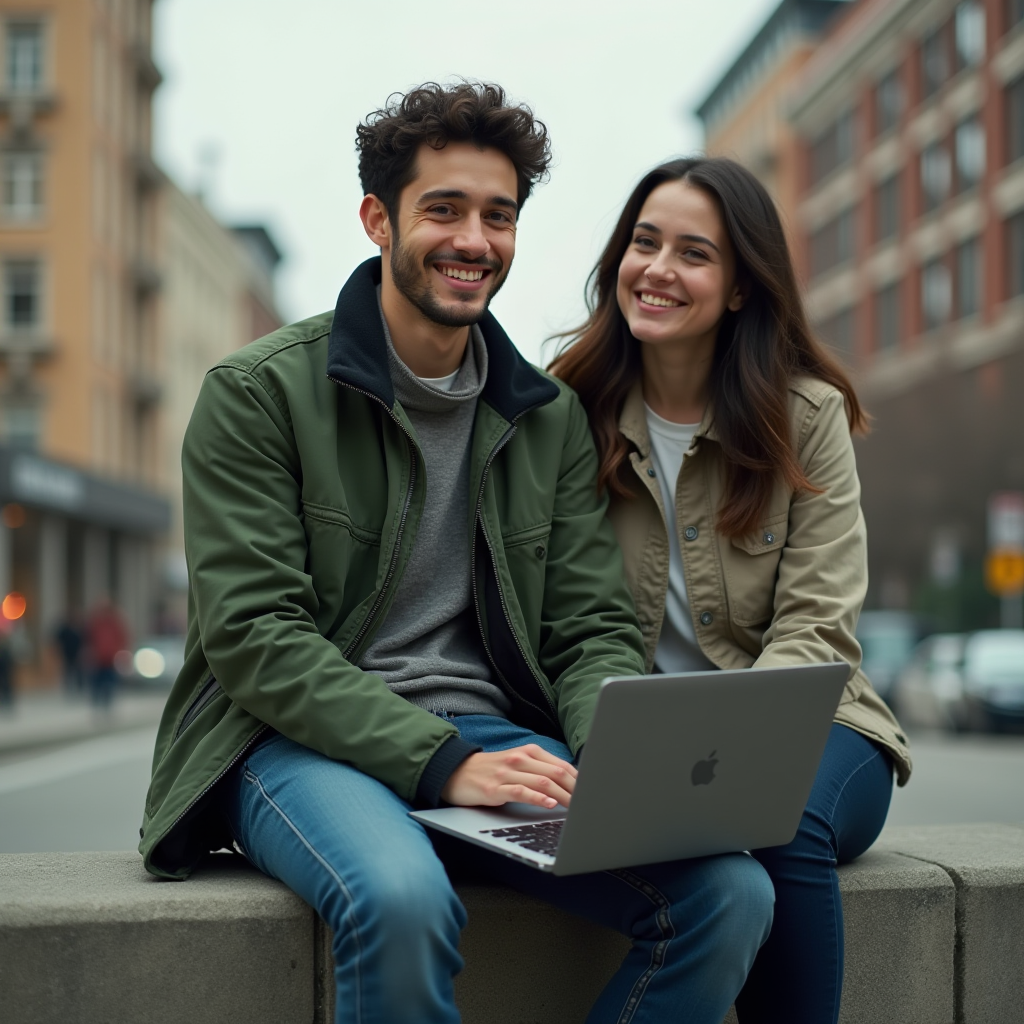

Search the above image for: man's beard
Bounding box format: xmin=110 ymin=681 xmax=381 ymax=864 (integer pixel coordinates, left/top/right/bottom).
xmin=390 ymin=238 xmax=508 ymax=329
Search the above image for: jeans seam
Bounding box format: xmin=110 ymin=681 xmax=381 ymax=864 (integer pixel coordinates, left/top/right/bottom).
xmin=243 ymin=770 xmax=366 ymax=1024
xmin=824 ymin=747 xmax=883 ymax=1024
xmin=607 ymin=868 xmax=676 ymax=1024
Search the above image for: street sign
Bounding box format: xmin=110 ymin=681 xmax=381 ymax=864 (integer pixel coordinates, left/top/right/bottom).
xmin=986 ymin=549 xmax=1024 ymax=597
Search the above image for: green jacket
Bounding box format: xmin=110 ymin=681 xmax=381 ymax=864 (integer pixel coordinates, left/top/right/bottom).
xmin=140 ymin=258 xmax=646 ymax=879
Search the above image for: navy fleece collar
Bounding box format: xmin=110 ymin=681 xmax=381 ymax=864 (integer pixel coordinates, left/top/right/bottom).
xmin=326 ymin=257 xmax=559 ymax=423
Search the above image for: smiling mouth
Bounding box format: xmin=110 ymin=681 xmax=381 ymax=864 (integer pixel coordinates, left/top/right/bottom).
xmin=435 ymin=262 xmax=492 ymax=285
xmin=638 ymin=291 xmax=683 ymax=308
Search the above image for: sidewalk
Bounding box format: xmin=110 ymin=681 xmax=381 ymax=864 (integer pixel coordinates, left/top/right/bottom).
xmin=0 ymin=689 xmax=168 ymax=756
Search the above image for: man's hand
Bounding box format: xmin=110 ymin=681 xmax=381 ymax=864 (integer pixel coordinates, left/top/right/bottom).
xmin=440 ymin=744 xmax=577 ymax=810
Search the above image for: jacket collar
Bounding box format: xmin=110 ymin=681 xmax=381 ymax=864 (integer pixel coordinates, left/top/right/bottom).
xmin=617 ymin=377 xmax=719 ymax=457
xmin=326 ymin=256 xmax=559 ymax=422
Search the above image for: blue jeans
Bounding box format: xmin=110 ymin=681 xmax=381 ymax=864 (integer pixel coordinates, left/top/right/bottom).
xmin=735 ymin=723 xmax=894 ymax=1024
xmin=226 ymin=714 xmax=775 ymax=1024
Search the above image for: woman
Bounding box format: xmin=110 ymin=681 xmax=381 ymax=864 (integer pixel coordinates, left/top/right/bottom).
xmin=550 ymin=156 xmax=912 ymax=1024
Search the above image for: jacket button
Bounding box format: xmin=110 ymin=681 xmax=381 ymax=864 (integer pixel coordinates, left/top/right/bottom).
xmin=699 ymin=611 xmax=714 ymax=626
xmin=684 ymin=526 xmax=698 ymax=541
xmin=647 ymin=467 xmax=656 ymax=478
xmin=763 ymin=532 xmax=775 ymax=544
xmin=535 ymin=544 xmax=546 ymax=560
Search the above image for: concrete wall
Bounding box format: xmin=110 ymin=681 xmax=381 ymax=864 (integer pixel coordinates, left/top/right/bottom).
xmin=0 ymin=824 xmax=1021 ymax=1024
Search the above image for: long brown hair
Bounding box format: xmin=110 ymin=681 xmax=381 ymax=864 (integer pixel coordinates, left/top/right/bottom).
xmin=548 ymin=157 xmax=866 ymax=538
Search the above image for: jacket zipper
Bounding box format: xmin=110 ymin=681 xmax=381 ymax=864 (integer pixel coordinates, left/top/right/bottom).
xmin=470 ymin=422 xmax=559 ymax=725
xmin=328 ymin=376 xmax=419 ymax=661
xmin=153 ymin=380 xmax=418 ymax=856
xmin=173 ymin=674 xmax=221 ymax=742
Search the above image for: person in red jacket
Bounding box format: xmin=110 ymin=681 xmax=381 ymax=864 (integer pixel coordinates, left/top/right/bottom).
xmin=86 ymin=597 xmax=128 ymax=708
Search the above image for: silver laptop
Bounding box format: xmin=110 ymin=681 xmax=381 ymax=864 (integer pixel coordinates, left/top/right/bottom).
xmin=411 ymin=663 xmax=847 ymax=875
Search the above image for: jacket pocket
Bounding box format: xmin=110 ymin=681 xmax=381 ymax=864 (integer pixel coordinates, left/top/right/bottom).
xmin=724 ymin=513 xmax=789 ymax=627
xmin=501 ymin=521 xmax=553 ymax=653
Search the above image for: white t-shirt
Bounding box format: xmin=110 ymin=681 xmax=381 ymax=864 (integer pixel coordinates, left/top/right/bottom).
xmin=644 ymin=404 xmax=718 ymax=674
xmin=417 ymin=368 xmax=460 ymax=392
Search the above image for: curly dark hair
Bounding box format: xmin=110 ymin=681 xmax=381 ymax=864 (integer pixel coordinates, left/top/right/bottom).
xmin=356 ymin=81 xmax=552 ymax=219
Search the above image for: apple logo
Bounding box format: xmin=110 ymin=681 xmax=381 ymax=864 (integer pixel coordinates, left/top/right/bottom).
xmin=691 ymin=751 xmax=719 ymax=786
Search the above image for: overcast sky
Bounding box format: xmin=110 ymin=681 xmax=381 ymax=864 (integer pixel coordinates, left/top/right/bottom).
xmin=153 ymin=0 xmax=780 ymax=367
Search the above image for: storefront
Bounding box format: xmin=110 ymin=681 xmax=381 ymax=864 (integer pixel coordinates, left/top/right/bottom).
xmin=0 ymin=446 xmax=170 ymax=674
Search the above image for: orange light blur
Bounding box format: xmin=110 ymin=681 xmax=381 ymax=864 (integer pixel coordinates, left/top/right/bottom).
xmin=1 ymin=503 xmax=26 ymax=529
xmin=2 ymin=592 xmax=27 ymax=620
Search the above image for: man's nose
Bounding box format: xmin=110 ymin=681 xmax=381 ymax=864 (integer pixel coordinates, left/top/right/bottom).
xmin=451 ymin=216 xmax=489 ymax=258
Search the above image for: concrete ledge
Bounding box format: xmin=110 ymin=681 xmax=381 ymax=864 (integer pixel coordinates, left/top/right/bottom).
xmin=1 ymin=825 xmax=1021 ymax=1024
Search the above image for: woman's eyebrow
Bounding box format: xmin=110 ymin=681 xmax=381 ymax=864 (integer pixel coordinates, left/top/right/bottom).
xmin=634 ymin=222 xmax=721 ymax=254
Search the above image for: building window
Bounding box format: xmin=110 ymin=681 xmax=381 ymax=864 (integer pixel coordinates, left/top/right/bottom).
xmin=954 ymin=2 xmax=985 ymax=69
xmin=2 ymin=152 xmax=43 ymax=221
xmin=921 ymin=25 xmax=950 ymax=99
xmin=3 ymin=259 xmax=41 ymax=332
xmin=811 ymin=110 xmax=856 ymax=185
xmin=817 ymin=306 xmax=856 ymax=360
xmin=4 ymin=21 xmax=44 ymax=94
xmin=955 ymin=236 xmax=981 ymax=318
xmin=875 ymin=282 xmax=901 ymax=351
xmin=875 ymin=70 xmax=905 ymax=135
xmin=1008 ymin=75 xmax=1024 ymax=164
xmin=954 ymin=117 xmax=985 ymax=191
xmin=3 ymin=399 xmax=40 ymax=450
xmin=922 ymin=259 xmax=952 ymax=329
xmin=810 ymin=206 xmax=857 ymax=277
xmin=1007 ymin=212 xmax=1024 ymax=297
xmin=920 ymin=142 xmax=951 ymax=212
xmin=874 ymin=173 xmax=901 ymax=243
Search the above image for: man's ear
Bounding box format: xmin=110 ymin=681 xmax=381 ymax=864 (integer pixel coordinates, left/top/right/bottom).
xmin=359 ymin=194 xmax=391 ymax=250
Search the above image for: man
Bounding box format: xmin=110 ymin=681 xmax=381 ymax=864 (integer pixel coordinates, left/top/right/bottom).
xmin=141 ymin=82 xmax=773 ymax=1023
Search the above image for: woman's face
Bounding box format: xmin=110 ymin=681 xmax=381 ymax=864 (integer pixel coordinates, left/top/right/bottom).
xmin=616 ymin=180 xmax=743 ymax=350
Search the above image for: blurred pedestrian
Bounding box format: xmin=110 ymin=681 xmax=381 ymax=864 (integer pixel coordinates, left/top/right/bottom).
xmin=54 ymin=613 xmax=85 ymax=696
xmin=86 ymin=598 xmax=129 ymax=709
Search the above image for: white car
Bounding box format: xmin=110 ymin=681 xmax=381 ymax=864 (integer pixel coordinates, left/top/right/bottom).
xmin=893 ymin=633 xmax=967 ymax=731
xmin=961 ymin=630 xmax=1024 ymax=731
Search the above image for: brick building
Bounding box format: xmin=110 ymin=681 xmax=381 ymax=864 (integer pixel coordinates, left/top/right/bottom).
xmin=789 ymin=0 xmax=1022 ymax=622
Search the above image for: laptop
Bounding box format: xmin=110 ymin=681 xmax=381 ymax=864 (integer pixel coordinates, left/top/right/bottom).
xmin=411 ymin=663 xmax=848 ymax=875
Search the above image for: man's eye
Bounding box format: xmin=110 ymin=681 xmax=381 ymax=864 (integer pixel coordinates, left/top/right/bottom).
xmin=431 ymin=205 xmax=454 ymax=215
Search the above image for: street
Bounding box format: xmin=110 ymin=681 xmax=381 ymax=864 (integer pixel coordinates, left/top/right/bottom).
xmin=0 ymin=720 xmax=1022 ymax=854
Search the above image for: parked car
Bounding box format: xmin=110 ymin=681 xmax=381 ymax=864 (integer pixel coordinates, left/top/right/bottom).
xmin=893 ymin=633 xmax=968 ymax=731
xmin=961 ymin=630 xmax=1024 ymax=731
xmin=117 ymin=635 xmax=185 ymax=688
xmin=856 ymin=611 xmax=919 ymax=702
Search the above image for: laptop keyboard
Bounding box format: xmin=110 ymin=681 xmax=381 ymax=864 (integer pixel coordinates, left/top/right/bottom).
xmin=481 ymin=820 xmax=564 ymax=857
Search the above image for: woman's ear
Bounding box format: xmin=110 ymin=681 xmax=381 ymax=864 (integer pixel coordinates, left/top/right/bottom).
xmin=727 ymin=284 xmax=745 ymax=312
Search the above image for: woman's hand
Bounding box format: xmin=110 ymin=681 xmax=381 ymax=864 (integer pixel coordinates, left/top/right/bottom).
xmin=440 ymin=744 xmax=577 ymax=810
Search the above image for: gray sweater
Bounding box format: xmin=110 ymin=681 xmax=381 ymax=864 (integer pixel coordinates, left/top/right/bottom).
xmin=357 ymin=306 xmax=511 ymax=718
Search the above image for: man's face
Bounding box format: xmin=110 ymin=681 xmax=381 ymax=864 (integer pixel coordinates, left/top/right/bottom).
xmin=386 ymin=142 xmax=519 ymax=328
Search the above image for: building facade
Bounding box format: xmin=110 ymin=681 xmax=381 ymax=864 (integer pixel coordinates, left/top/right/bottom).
xmin=696 ymin=0 xmax=847 ymax=247
xmin=0 ymin=0 xmax=169 ymax=668
xmin=0 ymin=0 xmax=283 ymax=677
xmin=789 ymin=0 xmax=1022 ymax=623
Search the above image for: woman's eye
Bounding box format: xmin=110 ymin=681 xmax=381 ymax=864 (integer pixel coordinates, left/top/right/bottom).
xmin=634 ymin=236 xmax=656 ymax=248
xmin=683 ymin=248 xmax=708 ymax=261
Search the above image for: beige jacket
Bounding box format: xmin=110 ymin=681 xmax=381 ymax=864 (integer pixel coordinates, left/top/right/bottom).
xmin=607 ymin=377 xmax=911 ymax=785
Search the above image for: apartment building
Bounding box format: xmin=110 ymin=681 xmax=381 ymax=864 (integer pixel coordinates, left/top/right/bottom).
xmin=0 ymin=0 xmax=169 ymax=662
xmin=790 ymin=0 xmax=1022 ymax=618
xmin=696 ymin=0 xmax=847 ymax=245
xmin=0 ymin=0 xmax=283 ymax=673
